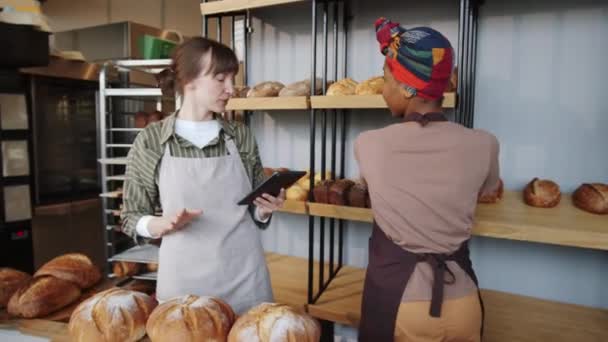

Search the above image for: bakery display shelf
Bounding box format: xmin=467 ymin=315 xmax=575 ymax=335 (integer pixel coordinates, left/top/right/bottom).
xmin=104 ymin=209 xmax=121 ymax=217
xmin=310 ymin=92 xmax=456 ymax=109
xmin=308 ymin=202 xmax=373 ymax=223
xmin=200 ymin=0 xmax=306 ymax=15
xmin=108 ymin=244 xmax=159 ymax=264
xmin=108 ymin=128 xmax=143 ymax=132
xmin=106 ymin=143 xmax=133 ymax=148
xmin=277 ymin=199 xmax=307 ymax=215
xmin=106 ymin=175 xmax=126 ymax=181
xmin=226 ymin=96 xmax=309 ymax=111
xmin=279 ymin=191 xmax=608 ymax=251
xmin=306 ymin=265 xmax=608 ymax=342
xmin=104 ymin=88 xmax=162 ymax=97
xmin=132 ymin=272 xmax=158 ymax=281
xmin=99 ymin=190 xmax=123 ymax=198
xmin=98 ymin=157 xmax=128 ymax=165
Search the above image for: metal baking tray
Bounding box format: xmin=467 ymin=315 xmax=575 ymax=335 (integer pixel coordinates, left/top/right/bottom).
xmin=132 ymin=272 xmax=157 ymax=281
xmin=108 ymin=244 xmax=159 ymax=263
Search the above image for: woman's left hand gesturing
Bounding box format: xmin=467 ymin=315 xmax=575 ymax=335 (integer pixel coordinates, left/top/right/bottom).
xmin=254 ymin=188 xmax=286 ymax=221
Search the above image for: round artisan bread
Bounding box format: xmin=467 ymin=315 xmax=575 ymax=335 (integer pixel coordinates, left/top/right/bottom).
xmin=68 ymin=288 xmax=158 ymax=342
xmin=0 ymin=268 xmax=31 ymax=308
xmin=572 ymin=183 xmax=608 ymax=215
xmin=7 ymin=276 xmax=81 ymax=318
xmin=523 ymin=178 xmax=561 ymax=208
xmin=146 ymin=295 xmax=236 ymax=342
xmin=34 ymin=253 xmax=101 ymax=289
xmin=228 ymin=302 xmax=320 ymax=342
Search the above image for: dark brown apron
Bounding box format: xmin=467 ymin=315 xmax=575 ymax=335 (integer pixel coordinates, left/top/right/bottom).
xmin=358 ymin=113 xmax=484 ymax=341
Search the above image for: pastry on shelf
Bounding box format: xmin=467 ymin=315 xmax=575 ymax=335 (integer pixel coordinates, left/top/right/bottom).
xmin=155 ymin=67 xmax=175 ymax=97
xmin=278 ymin=78 xmax=325 ymax=97
xmin=147 ymin=110 xmax=164 ymax=123
xmin=112 ymin=261 xmax=141 ymax=278
xmin=523 ymin=178 xmax=561 ymax=208
xmin=572 ymin=183 xmax=608 ymax=215
xmin=446 ymin=66 xmax=458 ymax=92
xmin=348 ymin=181 xmax=370 ymax=208
xmin=247 ymin=81 xmax=285 ymax=97
xmin=146 ymin=263 xmax=159 ymax=272
xmin=329 ymin=179 xmax=355 ymax=205
xmin=228 ymin=303 xmax=320 ymax=342
xmin=134 ymin=111 xmax=148 ymax=128
xmin=286 ymin=184 xmax=308 ymax=201
xmin=0 ymin=268 xmax=31 ymax=308
xmin=232 ymin=86 xmax=250 ymax=98
xmin=326 ymin=78 xmax=358 ymax=96
xmin=68 ymin=288 xmax=158 ymax=342
xmin=478 ymin=178 xmax=504 ymax=204
xmin=313 ymin=180 xmax=335 ymax=204
xmin=146 ymin=295 xmax=235 ymax=342
xmin=355 ymin=76 xmax=384 ymax=95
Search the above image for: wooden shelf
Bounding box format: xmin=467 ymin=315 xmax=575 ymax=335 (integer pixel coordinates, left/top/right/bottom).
xmin=226 ymin=96 xmax=308 ymax=111
xmin=277 ymin=191 xmax=608 ymax=250
xmin=307 ymin=266 xmax=608 ymax=342
xmin=200 ymin=0 xmax=306 ymax=15
xmin=277 ymin=199 xmax=307 ymax=215
xmin=310 ymin=93 xmax=456 ymax=109
xmin=308 ymin=202 xmax=373 ymax=223
xmin=473 ymin=191 xmax=608 ymax=251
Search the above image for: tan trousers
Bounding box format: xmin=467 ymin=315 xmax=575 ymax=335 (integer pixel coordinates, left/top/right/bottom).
xmin=394 ymin=292 xmax=482 ymax=342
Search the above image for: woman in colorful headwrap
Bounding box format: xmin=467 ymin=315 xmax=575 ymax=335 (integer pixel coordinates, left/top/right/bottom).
xmin=355 ymin=18 xmax=500 ymax=342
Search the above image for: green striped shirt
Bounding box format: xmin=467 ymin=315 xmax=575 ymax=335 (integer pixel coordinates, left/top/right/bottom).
xmin=120 ymin=113 xmax=268 ymax=243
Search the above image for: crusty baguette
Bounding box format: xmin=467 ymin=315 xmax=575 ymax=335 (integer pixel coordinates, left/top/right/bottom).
xmin=35 ymin=253 xmax=101 ymax=289
xmin=7 ymin=276 xmax=81 ymax=318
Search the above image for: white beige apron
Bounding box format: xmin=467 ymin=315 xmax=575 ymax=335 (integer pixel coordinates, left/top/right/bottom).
xmin=156 ymin=136 xmax=273 ymax=314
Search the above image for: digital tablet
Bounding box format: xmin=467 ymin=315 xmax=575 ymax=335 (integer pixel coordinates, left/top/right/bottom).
xmin=237 ymin=171 xmax=306 ymax=206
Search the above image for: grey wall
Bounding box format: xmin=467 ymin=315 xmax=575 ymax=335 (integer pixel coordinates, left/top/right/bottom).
xmin=248 ymin=0 xmax=608 ymax=324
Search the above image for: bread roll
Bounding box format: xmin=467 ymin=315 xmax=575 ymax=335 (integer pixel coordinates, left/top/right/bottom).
xmin=297 ymin=175 xmax=312 ymax=191
xmin=478 ymin=178 xmax=504 ymax=204
xmin=572 ymin=183 xmax=608 ymax=215
xmin=68 ymin=288 xmax=158 ymax=342
xmin=247 ymin=81 xmax=285 ymax=97
xmin=7 ymin=276 xmax=81 ymax=318
xmin=147 ymin=111 xmax=163 ymax=123
xmin=146 ymin=295 xmax=236 ymax=342
xmin=355 ymin=76 xmax=384 ymax=95
xmin=0 ymin=268 xmax=31 ymax=308
xmin=155 ymin=68 xmax=175 ymax=97
xmin=446 ymin=66 xmax=458 ymax=92
xmin=134 ymin=111 xmax=148 ymax=129
xmin=112 ymin=262 xmax=141 ymax=278
xmin=279 ymin=78 xmax=324 ymax=97
xmin=523 ymin=178 xmax=561 ymax=208
xmin=232 ymin=86 xmax=250 ymax=98
xmin=313 ymin=180 xmax=334 ymax=204
xmin=326 ymin=78 xmax=357 ymax=96
xmin=228 ymin=303 xmax=320 ymax=342
xmin=329 ymin=179 xmax=355 ymax=206
xmin=347 ymin=183 xmax=369 ymax=208
xmin=147 ymin=263 xmax=159 ymax=273
xmin=286 ymin=185 xmax=308 ymax=201
xmin=35 ymin=253 xmax=101 ymax=289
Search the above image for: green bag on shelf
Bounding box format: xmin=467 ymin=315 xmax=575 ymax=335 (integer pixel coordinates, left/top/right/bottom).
xmin=137 ymin=35 xmax=177 ymax=59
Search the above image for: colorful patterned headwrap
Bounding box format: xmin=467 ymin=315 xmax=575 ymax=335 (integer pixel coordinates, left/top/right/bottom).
xmin=375 ymin=17 xmax=454 ymax=100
